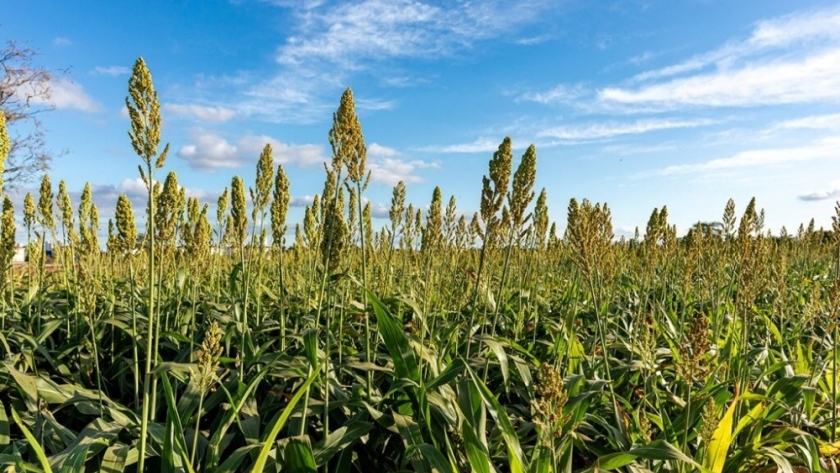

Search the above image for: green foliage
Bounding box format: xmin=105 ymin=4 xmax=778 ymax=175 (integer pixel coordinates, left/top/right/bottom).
xmin=1 ymin=84 xmax=840 ymax=473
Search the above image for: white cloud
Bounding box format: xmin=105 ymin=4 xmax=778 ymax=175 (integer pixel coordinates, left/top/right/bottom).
xmin=290 ymin=195 xmax=316 ymax=207
xmin=115 ymin=178 xmax=149 ymax=200
xmin=355 ymin=98 xmax=396 ymax=111
xmin=233 ymin=0 xmax=556 ymax=122
xmin=53 ymin=37 xmax=72 ymax=47
xmin=93 ymin=66 xmax=130 ymax=76
xmin=516 ymin=34 xmax=552 ymax=46
xmin=49 ymin=79 xmax=102 ymax=112
xmin=600 ymin=142 xmax=678 ymax=156
xmin=366 ymin=142 xmax=438 ymax=186
xmin=276 ymin=0 xmax=554 ymax=67
xmin=635 ymin=136 xmax=840 ymax=179
xmin=634 ymin=5 xmax=840 ymax=82
xmin=361 ymin=197 xmax=391 ymax=218
xmin=798 ymin=188 xmax=840 ymax=201
xmin=538 ymin=118 xmax=715 ymax=140
xmin=420 ymin=137 xmax=505 ymax=154
xmin=368 ymin=143 xmax=400 ymax=157
xmin=598 ymin=5 xmax=840 ymax=110
xmin=176 ymin=129 xmax=327 ymax=171
xmin=380 ymin=75 xmax=429 ymax=88
xmin=21 ymin=79 xmax=102 ymax=113
xmin=600 ymin=49 xmax=840 ymax=109
xmin=771 ymin=113 xmax=840 ymax=132
xmin=164 ymin=104 xmax=237 ymax=123
xmin=368 ymin=158 xmax=433 ymax=186
xmin=517 ymin=84 xmax=587 ymax=105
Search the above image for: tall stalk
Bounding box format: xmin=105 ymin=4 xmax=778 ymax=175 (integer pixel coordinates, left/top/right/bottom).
xmin=126 ymin=57 xmax=169 ymax=473
xmin=330 ymin=88 xmax=370 ymax=399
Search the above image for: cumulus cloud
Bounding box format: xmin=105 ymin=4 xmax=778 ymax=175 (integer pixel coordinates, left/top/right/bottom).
xmin=290 ymin=195 xmax=315 ymax=207
xmin=20 ymin=78 xmax=102 ymax=113
xmin=51 ymin=80 xmax=102 ymax=112
xmin=176 ymin=129 xmax=327 ymax=171
xmin=366 ymin=142 xmax=438 ymax=186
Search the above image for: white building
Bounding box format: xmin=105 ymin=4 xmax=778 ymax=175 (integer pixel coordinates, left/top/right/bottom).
xmin=12 ymin=245 xmax=26 ymax=263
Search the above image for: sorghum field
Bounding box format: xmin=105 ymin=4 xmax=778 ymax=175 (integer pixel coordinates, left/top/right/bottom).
xmin=1 ymin=58 xmax=840 ymax=473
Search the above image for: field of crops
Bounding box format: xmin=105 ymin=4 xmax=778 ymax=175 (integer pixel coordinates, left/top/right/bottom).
xmin=1 ymin=57 xmax=840 ymax=473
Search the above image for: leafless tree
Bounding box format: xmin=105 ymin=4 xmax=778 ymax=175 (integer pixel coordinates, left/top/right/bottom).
xmin=1 ymin=39 xmax=63 ymax=186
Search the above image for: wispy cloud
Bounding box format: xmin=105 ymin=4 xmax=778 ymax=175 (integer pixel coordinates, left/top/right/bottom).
xmin=93 ymin=66 xmax=130 ymax=76
xmin=517 ymin=84 xmax=587 ymax=105
xmin=633 ymin=5 xmax=840 ymax=82
xmin=635 ymin=136 xmax=840 ymax=179
xmin=164 ymin=104 xmax=237 ymax=123
xmin=52 ymin=37 xmax=72 ymax=47
xmin=598 ymin=4 xmax=840 ymax=110
xmin=600 ymin=142 xmax=678 ymax=156
xmin=176 ymin=129 xmax=326 ymax=171
xmin=770 ymin=113 xmax=840 ymax=132
xmin=276 ymin=0 xmax=555 ymax=67
xmin=419 ymin=137 xmax=504 ymax=154
xmin=234 ymin=0 xmax=557 ymax=122
xmin=516 ymin=34 xmax=552 ymax=46
xmin=538 ymin=118 xmax=716 ymax=140
xmin=599 ymin=50 xmax=840 ymax=109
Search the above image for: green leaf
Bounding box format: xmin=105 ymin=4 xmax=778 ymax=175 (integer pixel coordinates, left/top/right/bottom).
xmin=0 ymin=400 xmax=9 ymax=447
xmin=461 ymin=421 xmax=492 ymax=473
xmin=585 ymin=440 xmax=705 ymax=472
xmin=366 ymin=289 xmax=420 ymax=385
xmin=529 ymin=446 xmax=553 ymax=473
xmin=159 ymin=374 xmax=197 ymax=473
xmin=705 ymin=395 xmax=739 ymax=473
xmin=408 ymin=444 xmax=454 ymax=473
xmin=251 ymin=367 xmax=319 ymax=472
xmin=9 ymin=406 xmax=53 ymax=473
xmin=313 ymin=421 xmax=372 ymax=466
xmin=4 ymin=363 xmax=39 ymax=410
xmin=427 ymin=359 xmax=465 ymax=391
xmin=57 ymin=444 xmax=91 ymax=473
xmin=394 ymin=412 xmax=430 ymax=473
xmin=100 ymin=444 xmax=130 ymax=473
xmin=214 ymin=445 xmax=261 ymax=473
xmin=205 ymin=361 xmax=275 ymax=467
xmin=303 ymin=329 xmax=320 ymax=369
xmin=464 ymin=362 xmax=527 ymax=473
xmin=481 ymin=337 xmax=510 ymax=391
xmin=283 ymin=436 xmax=317 ymax=473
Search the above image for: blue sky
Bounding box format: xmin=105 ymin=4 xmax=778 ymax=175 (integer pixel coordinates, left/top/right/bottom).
xmin=4 ymin=0 xmax=840 ymax=239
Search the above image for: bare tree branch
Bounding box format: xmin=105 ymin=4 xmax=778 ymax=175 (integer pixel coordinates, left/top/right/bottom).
xmin=0 ymin=39 xmax=62 ymax=187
